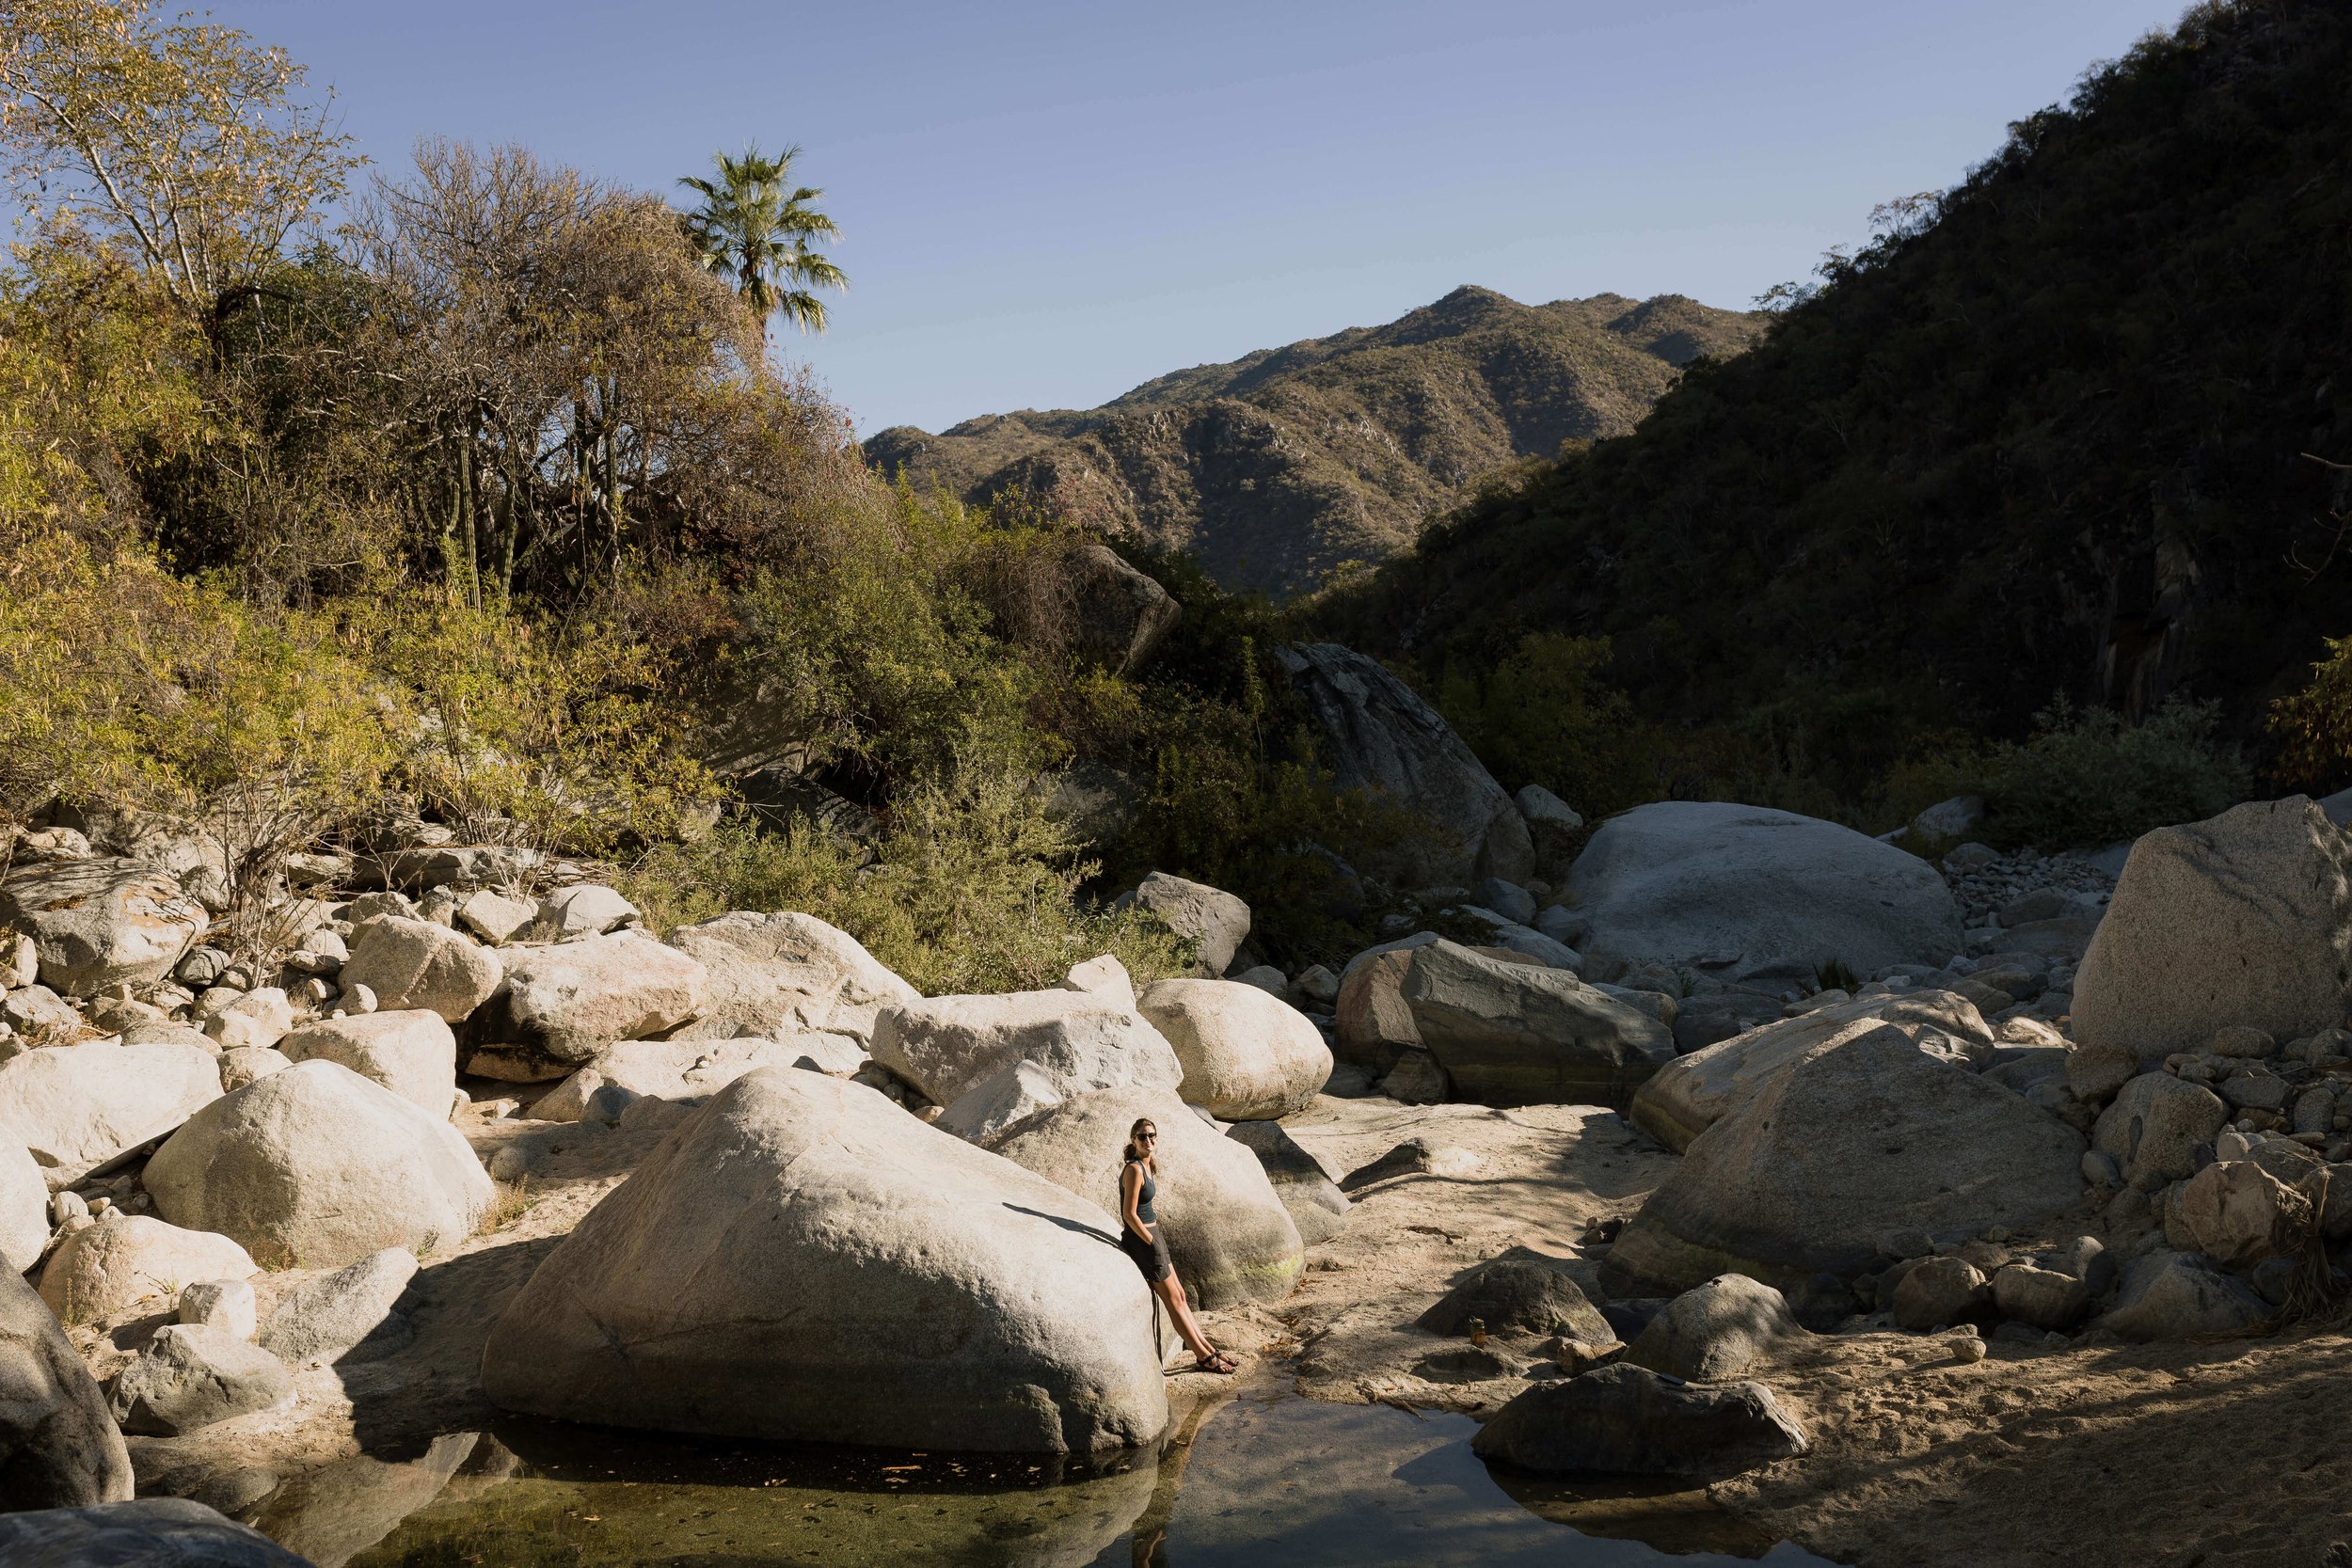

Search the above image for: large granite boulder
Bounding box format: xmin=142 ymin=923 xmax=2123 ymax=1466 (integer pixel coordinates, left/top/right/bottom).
xmin=1067 ymin=543 xmax=1181 ymax=674
xmin=275 ymin=1011 xmax=456 ymax=1117
xmin=663 ymin=911 xmax=915 ymax=1059
xmin=1276 ymin=641 xmax=1533 ymax=887
xmin=1 ymin=1137 xmax=48 ymax=1270
xmin=38 ymin=1213 xmax=256 ymax=1324
xmin=145 ymin=1061 xmax=495 ymax=1270
xmin=337 ymin=917 xmax=501 ymax=1023
xmin=984 ymin=1085 xmax=1303 ymax=1307
xmin=531 ymin=1036 xmax=827 ymax=1122
xmin=1397 ymin=940 xmax=1673 ymax=1105
xmin=2090 ymin=1072 xmax=2230 ymax=1187
xmin=481 ymin=1069 xmax=1168 ymax=1455
xmin=2101 ymin=1249 xmax=2268 ymax=1340
xmin=1562 ymin=801 xmax=1963 ymax=985
xmin=1136 ymin=979 xmax=1330 ymax=1119
xmin=0 ymin=1498 xmax=313 ymax=1566
xmin=2074 ymin=798 xmax=2352 ymax=1069
xmin=475 ymin=932 xmax=706 ymax=1072
xmin=258 ymin=1247 xmax=418 ymax=1369
xmin=1470 ymin=1363 xmax=1807 ymax=1477
xmin=1417 ymin=1253 xmax=1612 ymax=1341
xmin=869 ymin=989 xmax=1181 ymax=1108
xmin=1606 ymin=1025 xmax=2085 ymax=1298
xmin=1629 ymin=990 xmax=1994 ymax=1152
xmin=1118 ymin=874 xmax=1250 ymax=977
xmin=1333 ymin=944 xmax=1427 ymax=1075
xmin=0 ymin=1039 xmax=221 ymax=1189
xmin=0 ymin=857 xmax=204 ymax=997
xmin=0 ymin=1268 xmax=135 ymax=1510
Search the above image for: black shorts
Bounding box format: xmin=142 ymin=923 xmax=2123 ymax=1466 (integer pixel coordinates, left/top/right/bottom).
xmin=1121 ymin=1225 xmax=1172 ymax=1283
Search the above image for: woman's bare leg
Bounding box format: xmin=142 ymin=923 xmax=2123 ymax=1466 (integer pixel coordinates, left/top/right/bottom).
xmin=1150 ymin=1275 xmax=1219 ymax=1362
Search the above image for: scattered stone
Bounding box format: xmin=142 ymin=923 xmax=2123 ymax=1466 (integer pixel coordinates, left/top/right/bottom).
xmin=1624 ymin=1274 xmax=1806 ymax=1380
xmin=466 ymin=932 xmax=704 ymax=1072
xmin=1061 ymin=955 xmax=1137 ymax=1008
xmin=1947 ymin=1332 xmax=1988 ymax=1364
xmin=1136 ymin=978 xmax=1330 ymax=1120
xmin=1339 ymin=1136 xmax=1481 ymax=1192
xmin=2164 ymin=1158 xmax=2301 ymax=1267
xmin=177 ymin=1278 xmax=258 ymax=1339
xmin=338 ymin=917 xmax=502 ymax=1023
xmin=1607 ymin=1025 xmax=2086 ymax=1299
xmin=258 ymin=1247 xmax=418 ymax=1369
xmin=275 ymin=1011 xmax=456 ymax=1117
xmin=204 ymin=988 xmax=294 ymax=1052
xmin=1376 ymin=1048 xmax=1451 ymax=1103
xmin=0 ymin=1039 xmax=222 ymax=1190
xmin=215 ymin=1047 xmax=292 ymax=1093
xmin=108 ymin=1323 xmax=292 ymax=1436
xmin=2102 ymin=1248 xmax=2269 ymax=1340
xmin=1224 ymin=1120 xmax=1349 ymax=1245
xmin=454 ymin=889 xmax=538 ymax=946
xmin=2074 ymin=798 xmax=2352 ymax=1069
xmin=1564 ymin=801 xmax=1962 ymax=987
xmin=986 ymin=1085 xmax=1303 ymax=1307
xmin=1290 ymin=964 xmax=1340 ymax=1008
xmin=145 ymin=1060 xmax=495 ymax=1270
xmin=481 ymin=1068 xmax=1169 ymax=1454
xmin=1470 ymin=1363 xmax=1808 ymax=1477
xmin=2092 ymin=1072 xmax=2231 ymax=1187
xmin=37 ymin=1213 xmax=256 ymax=1325
xmin=0 ymin=857 xmax=205 ymax=997
xmin=4 ymin=984 xmax=86 ymax=1038
xmin=1419 ymin=1254 xmax=1613 ymax=1341
xmin=1117 ymin=873 xmax=1251 ymax=977
xmin=1891 ymin=1257 xmax=1991 ymax=1331
xmin=1278 ymin=641 xmax=1533 ymax=887
xmin=0 ymin=1266 xmax=133 ymax=1510
xmin=1991 ymin=1262 xmax=2090 ymax=1330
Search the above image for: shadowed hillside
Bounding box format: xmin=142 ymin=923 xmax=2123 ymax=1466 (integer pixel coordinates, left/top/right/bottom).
xmin=865 ymin=288 xmax=1760 ymax=598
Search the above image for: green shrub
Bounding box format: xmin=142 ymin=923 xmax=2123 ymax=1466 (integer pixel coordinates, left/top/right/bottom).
xmin=1436 ymin=633 xmax=1660 ymax=818
xmin=620 ymin=755 xmax=1187 ymax=997
xmin=1982 ymin=696 xmax=2247 ymax=849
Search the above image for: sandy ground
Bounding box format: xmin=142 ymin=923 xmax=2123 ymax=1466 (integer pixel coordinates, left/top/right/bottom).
xmin=90 ymin=1082 xmax=2352 ymax=1568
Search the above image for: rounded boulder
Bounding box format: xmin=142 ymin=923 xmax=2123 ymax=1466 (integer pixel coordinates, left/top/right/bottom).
xmin=275 ymin=1011 xmax=457 ymax=1117
xmin=1137 ymin=978 xmax=1331 ymax=1120
xmin=144 ymin=1060 xmax=494 ymax=1270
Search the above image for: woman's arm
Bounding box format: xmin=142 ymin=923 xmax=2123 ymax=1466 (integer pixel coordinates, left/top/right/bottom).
xmin=1120 ymin=1163 xmax=1152 ymax=1243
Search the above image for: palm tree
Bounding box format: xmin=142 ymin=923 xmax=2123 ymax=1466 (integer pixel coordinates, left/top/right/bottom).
xmin=677 ymin=143 xmax=847 ymax=334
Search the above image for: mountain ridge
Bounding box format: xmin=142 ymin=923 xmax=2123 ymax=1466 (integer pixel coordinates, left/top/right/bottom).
xmin=864 ymin=286 xmax=1761 ymax=597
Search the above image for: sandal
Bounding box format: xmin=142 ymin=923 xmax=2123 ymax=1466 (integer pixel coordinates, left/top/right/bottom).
xmin=1194 ymin=1352 xmax=1239 ymax=1375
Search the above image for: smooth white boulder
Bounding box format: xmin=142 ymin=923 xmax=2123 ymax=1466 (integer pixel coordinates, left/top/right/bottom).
xmin=870 ymin=990 xmax=1182 ymax=1108
xmin=338 ymin=917 xmax=502 ymax=1022
xmin=485 ymin=932 xmax=705 ymax=1065
xmin=1563 ymin=801 xmax=1963 ymax=985
xmin=203 ymin=988 xmax=292 ymax=1052
xmin=531 ymin=1036 xmax=827 ymax=1122
xmin=37 ymin=1214 xmax=256 ymax=1324
xmin=985 ymin=1085 xmax=1304 ymax=1307
xmin=1136 ymin=979 xmax=1331 ymax=1120
xmin=276 ymin=1010 xmax=457 ymax=1116
xmin=2074 ymin=798 xmax=2352 ymax=1069
xmin=664 ymin=911 xmax=913 ymax=1053
xmin=1117 ymin=874 xmax=1251 ymax=977
xmin=0 ymin=1040 xmax=221 ymax=1189
xmin=0 ymin=1138 xmax=48 ymax=1271
xmin=144 ymin=1060 xmax=494 ymax=1270
xmin=480 ymin=1068 xmax=1168 ymax=1454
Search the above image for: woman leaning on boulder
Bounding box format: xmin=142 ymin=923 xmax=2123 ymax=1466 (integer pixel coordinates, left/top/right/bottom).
xmin=1120 ymin=1117 xmax=1237 ymax=1374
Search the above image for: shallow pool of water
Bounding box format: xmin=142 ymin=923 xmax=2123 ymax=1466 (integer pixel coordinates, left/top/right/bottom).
xmin=246 ymin=1388 xmax=1839 ymax=1567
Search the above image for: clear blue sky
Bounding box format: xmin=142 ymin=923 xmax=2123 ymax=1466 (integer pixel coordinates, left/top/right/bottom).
xmin=210 ymin=0 xmax=2187 ymax=436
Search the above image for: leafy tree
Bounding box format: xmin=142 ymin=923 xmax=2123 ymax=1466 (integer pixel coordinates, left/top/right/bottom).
xmin=0 ymin=0 xmax=358 ymax=329
xmin=677 ymin=143 xmax=846 ymax=334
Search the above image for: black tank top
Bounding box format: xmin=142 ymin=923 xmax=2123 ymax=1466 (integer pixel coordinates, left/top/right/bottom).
xmin=1126 ymin=1159 xmax=1157 ymax=1226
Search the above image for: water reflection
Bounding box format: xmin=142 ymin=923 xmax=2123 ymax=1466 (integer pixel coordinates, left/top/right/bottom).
xmin=246 ymin=1391 xmax=1838 ymax=1567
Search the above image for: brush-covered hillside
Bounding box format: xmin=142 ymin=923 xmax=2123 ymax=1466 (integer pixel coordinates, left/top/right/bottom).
xmin=1322 ymin=0 xmax=2352 ymax=790
xmin=864 ymin=287 xmax=1761 ymax=598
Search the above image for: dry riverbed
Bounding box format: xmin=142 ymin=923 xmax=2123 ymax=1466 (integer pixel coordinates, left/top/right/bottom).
xmin=92 ymin=1082 xmax=2352 ymax=1568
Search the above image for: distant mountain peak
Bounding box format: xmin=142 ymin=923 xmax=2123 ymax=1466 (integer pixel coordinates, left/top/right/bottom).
xmin=863 ymin=286 xmax=1760 ymax=598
